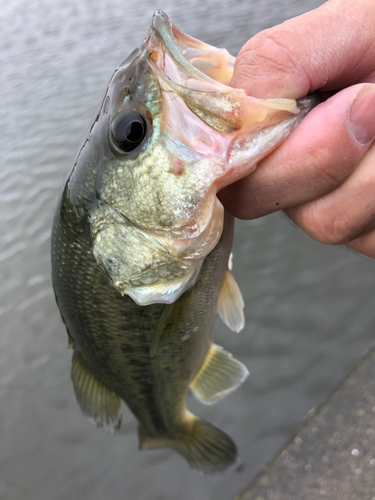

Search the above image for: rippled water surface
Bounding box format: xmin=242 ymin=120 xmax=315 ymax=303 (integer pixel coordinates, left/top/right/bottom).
xmin=2 ymin=0 xmax=374 ymax=499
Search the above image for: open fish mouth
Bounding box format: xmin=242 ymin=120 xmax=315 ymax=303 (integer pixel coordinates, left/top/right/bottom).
xmin=146 ymin=10 xmax=313 ymax=139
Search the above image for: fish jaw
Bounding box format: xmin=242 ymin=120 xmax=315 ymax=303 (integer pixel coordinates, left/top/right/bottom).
xmin=87 ymin=12 xmax=319 ymax=305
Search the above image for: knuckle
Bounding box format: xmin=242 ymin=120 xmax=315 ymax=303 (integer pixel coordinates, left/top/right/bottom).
xmin=311 ymin=152 xmax=355 ymax=190
xmin=347 ymin=231 xmax=375 ymax=258
xmin=298 ymin=203 xmax=356 ymax=245
xmin=235 ymin=28 xmax=311 ymax=90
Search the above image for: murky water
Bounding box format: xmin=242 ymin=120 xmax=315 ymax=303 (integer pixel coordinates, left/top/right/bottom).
xmin=1 ymin=0 xmax=374 ymax=498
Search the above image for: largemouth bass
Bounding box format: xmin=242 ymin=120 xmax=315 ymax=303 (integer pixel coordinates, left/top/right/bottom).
xmin=51 ymin=11 xmax=318 ymax=473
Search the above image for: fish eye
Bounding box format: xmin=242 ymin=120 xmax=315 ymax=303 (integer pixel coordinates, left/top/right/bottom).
xmin=110 ymin=111 xmax=147 ymax=153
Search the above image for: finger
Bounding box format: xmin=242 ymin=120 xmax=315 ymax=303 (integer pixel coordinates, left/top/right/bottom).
xmin=231 ymin=0 xmax=375 ymax=99
xmin=219 ymin=83 xmax=375 ymax=219
xmin=285 ymin=140 xmax=375 ymax=246
xmin=346 ymin=230 xmax=375 ymax=258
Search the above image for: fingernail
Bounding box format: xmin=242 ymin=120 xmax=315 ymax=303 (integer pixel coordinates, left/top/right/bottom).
xmin=349 ymin=85 xmax=375 ymax=145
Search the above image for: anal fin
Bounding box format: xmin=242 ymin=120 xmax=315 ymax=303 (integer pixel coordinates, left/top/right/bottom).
xmin=217 ymin=266 xmax=245 ymax=332
xmin=71 ymin=353 xmax=122 ymax=432
xmin=190 ymin=344 xmax=249 ymax=404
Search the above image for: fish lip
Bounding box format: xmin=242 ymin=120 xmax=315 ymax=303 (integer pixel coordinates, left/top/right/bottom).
xmin=151 ymin=10 xmax=172 ymax=35
xmin=149 ymin=10 xmax=214 ymax=85
xmin=151 ymin=10 xmax=176 ymax=54
xmin=150 ymin=10 xmax=188 ymax=72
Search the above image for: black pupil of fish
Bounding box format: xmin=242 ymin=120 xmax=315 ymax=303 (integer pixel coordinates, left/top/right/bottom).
xmin=112 ymin=111 xmax=147 ymax=152
xmin=125 ymin=121 xmax=144 ymax=143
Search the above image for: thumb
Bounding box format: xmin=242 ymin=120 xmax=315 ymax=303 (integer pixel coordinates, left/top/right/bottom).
xmin=231 ymin=0 xmax=375 ymax=99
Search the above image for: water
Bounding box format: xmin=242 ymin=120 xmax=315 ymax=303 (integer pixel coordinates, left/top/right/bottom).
xmin=1 ymin=0 xmax=374 ymax=498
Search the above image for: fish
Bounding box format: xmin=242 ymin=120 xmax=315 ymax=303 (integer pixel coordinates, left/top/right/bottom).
xmin=51 ymin=10 xmax=319 ymax=473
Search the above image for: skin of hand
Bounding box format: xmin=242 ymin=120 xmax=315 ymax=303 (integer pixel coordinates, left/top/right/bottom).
xmin=219 ymin=0 xmax=375 ymax=257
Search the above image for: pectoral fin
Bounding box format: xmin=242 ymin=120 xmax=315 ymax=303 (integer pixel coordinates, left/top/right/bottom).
xmin=190 ymin=344 xmax=249 ymax=404
xmin=150 ymin=290 xmax=194 ymax=356
xmin=217 ymin=267 xmax=245 ymax=332
xmin=71 ymin=353 xmax=122 ymax=432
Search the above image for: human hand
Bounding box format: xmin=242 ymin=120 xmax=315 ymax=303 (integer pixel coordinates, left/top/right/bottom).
xmin=219 ymin=0 xmax=375 ymax=257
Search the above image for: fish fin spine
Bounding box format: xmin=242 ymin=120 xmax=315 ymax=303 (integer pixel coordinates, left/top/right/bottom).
xmin=190 ymin=343 xmax=249 ymax=404
xmin=138 ymin=414 xmax=237 ymax=473
xmin=217 ymin=266 xmax=245 ymax=332
xmin=71 ymin=353 xmax=122 ymax=433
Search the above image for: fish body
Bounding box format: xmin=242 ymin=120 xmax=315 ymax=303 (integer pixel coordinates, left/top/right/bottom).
xmin=53 ymin=204 xmax=239 ymax=470
xmin=52 ymin=11 xmax=318 ymax=472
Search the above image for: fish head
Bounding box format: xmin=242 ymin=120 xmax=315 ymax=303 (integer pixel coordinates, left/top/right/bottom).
xmin=76 ymin=11 xmax=318 ymax=305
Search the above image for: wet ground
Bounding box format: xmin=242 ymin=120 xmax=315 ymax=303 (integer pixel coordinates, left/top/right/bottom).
xmin=239 ymin=345 xmax=375 ymax=500
xmin=2 ymin=0 xmax=375 ymax=499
